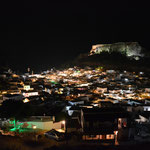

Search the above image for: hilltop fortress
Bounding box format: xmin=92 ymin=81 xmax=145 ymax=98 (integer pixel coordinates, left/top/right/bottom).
xmin=90 ymin=42 xmax=144 ymax=60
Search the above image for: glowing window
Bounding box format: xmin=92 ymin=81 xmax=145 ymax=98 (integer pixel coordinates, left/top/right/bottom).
xmin=106 ymin=134 xmax=114 ymax=139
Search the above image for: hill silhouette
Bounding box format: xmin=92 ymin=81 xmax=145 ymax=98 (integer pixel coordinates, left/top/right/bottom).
xmin=60 ymin=51 xmax=150 ymax=73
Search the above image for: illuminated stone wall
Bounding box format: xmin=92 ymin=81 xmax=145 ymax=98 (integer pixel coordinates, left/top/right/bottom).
xmin=90 ymin=42 xmax=144 ymax=59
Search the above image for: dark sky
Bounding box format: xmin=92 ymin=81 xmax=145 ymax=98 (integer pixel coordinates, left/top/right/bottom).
xmin=0 ymin=1 xmax=150 ymax=72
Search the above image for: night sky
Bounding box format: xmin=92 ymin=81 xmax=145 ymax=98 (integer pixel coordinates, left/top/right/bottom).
xmin=0 ymin=1 xmax=150 ymax=72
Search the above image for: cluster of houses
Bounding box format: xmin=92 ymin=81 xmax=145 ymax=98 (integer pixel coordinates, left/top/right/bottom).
xmin=0 ymin=67 xmax=150 ymax=143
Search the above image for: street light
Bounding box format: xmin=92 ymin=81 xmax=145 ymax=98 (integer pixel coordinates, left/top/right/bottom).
xmin=33 ymin=125 xmax=37 ymax=129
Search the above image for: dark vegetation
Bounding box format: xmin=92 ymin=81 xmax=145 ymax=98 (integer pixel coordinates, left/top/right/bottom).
xmin=61 ymin=51 xmax=150 ymax=73
xmin=0 ymin=100 xmax=33 ymax=120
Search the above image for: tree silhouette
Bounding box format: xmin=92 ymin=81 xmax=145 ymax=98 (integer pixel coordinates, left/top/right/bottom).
xmin=0 ymin=100 xmax=33 ymax=131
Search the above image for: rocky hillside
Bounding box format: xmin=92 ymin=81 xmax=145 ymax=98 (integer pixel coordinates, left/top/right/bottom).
xmin=61 ymin=43 xmax=150 ymax=72
xmin=90 ymin=42 xmax=146 ymax=60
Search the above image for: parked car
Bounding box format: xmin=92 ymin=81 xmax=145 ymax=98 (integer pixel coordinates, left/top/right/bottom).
xmin=44 ymin=129 xmax=65 ymax=141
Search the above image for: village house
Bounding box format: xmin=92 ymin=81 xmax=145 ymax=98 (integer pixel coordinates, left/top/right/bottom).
xmin=80 ymin=107 xmax=129 ymax=142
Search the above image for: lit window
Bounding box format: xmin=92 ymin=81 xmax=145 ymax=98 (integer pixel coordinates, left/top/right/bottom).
xmin=106 ymin=134 xmax=114 ymax=139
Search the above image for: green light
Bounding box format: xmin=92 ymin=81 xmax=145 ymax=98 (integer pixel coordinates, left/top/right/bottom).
xmin=8 ymin=119 xmax=38 ymax=133
xmin=10 ymin=127 xmax=36 ymax=133
xmin=9 ymin=119 xmax=25 ymax=133
xmin=51 ymin=81 xmax=57 ymax=84
xmin=10 ymin=127 xmax=17 ymax=132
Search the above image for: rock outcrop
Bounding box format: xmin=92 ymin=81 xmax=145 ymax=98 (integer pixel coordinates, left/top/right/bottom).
xmin=90 ymin=42 xmax=144 ymax=60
